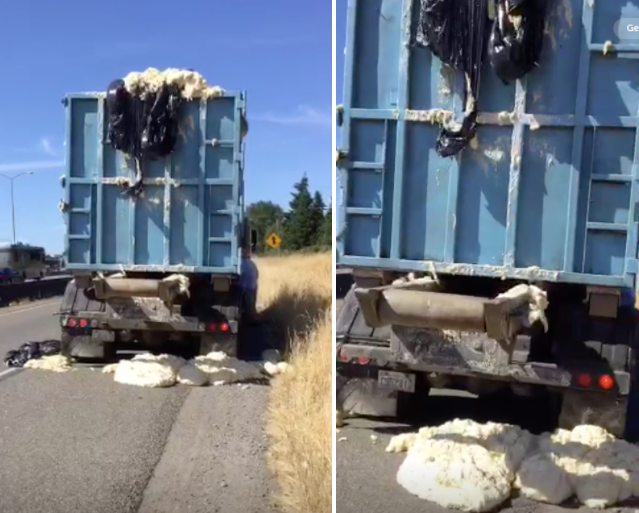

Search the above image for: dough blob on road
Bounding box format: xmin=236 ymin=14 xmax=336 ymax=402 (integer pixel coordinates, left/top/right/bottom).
xmin=20 ymin=349 xmax=290 ymax=388
xmin=102 ymin=352 xmax=270 ymax=388
xmin=387 ymin=419 xmax=639 ymax=512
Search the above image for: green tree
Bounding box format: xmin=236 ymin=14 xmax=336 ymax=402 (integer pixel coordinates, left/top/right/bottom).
xmin=310 ymin=191 xmax=326 ymax=245
xmin=283 ymin=175 xmax=316 ymax=250
xmin=246 ymin=201 xmax=285 ymax=253
xmin=320 ymin=202 xmax=332 ymax=247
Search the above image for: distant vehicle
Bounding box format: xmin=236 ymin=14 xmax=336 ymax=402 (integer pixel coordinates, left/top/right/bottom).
xmin=0 ymin=243 xmax=45 ymax=281
xmin=44 ymin=256 xmax=63 ymax=275
xmin=0 ymin=267 xmax=22 ymax=285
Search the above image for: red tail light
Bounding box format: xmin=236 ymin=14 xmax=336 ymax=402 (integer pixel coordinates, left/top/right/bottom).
xmin=67 ymin=318 xmax=77 ymax=328
xmin=357 ymin=357 xmax=370 ymax=365
xmin=206 ymin=323 xmax=230 ymax=332
xmin=78 ymin=319 xmax=88 ymax=328
xmin=338 ymin=350 xmax=349 ymax=362
xmin=599 ymin=374 xmax=615 ymax=390
xmin=577 ymin=374 xmax=592 ymax=387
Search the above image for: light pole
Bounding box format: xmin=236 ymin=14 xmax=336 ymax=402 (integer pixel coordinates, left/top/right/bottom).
xmin=0 ymin=171 xmax=33 ymax=244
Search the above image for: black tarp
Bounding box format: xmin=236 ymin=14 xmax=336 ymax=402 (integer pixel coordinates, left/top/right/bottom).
xmin=106 ymin=79 xmax=183 ymax=196
xmin=416 ymin=0 xmax=490 ymax=157
xmin=416 ymin=0 xmax=548 ymax=157
xmin=4 ymin=340 xmax=61 ymax=368
xmin=488 ymin=0 xmax=547 ymax=83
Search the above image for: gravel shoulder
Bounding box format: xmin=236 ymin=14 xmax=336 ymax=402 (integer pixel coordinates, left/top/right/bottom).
xmin=139 ymin=384 xmax=278 ymax=513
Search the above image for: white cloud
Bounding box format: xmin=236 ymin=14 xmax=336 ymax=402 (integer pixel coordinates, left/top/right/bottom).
xmin=0 ymin=160 xmax=64 ymax=173
xmin=40 ymin=138 xmax=57 ymax=156
xmin=8 ymin=137 xmax=61 ymax=157
xmin=252 ymin=105 xmax=332 ymax=127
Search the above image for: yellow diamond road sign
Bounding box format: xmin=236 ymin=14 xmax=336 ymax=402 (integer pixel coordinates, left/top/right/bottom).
xmin=266 ymin=232 xmax=282 ymax=249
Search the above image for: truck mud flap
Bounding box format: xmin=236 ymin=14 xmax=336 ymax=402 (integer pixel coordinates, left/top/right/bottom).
xmin=559 ymin=389 xmax=628 ymax=439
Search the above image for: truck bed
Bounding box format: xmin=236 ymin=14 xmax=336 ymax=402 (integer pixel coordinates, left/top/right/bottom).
xmin=62 ymin=92 xmax=246 ymax=274
xmin=336 ymin=0 xmax=639 ymax=288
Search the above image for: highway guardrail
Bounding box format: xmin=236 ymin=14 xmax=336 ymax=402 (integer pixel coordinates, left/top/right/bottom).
xmin=0 ymin=276 xmax=71 ymax=307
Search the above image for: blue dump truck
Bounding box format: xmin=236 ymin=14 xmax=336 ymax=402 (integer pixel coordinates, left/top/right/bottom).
xmin=336 ymin=0 xmax=639 ymax=440
xmin=58 ymin=73 xmax=257 ymax=362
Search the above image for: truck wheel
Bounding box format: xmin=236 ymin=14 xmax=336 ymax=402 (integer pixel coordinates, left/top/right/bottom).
xmin=336 ymin=366 xmax=430 ymax=421
xmin=60 ymin=330 xmax=116 ymax=363
xmin=199 ymin=332 xmax=238 ymax=358
xmin=337 ymin=373 xmax=400 ymax=419
xmin=397 ymin=373 xmax=431 ymax=422
xmin=558 ymin=389 xmax=627 ymax=439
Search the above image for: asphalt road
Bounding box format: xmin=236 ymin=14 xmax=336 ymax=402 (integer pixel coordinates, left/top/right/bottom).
xmin=0 ymin=300 xmax=279 ymax=513
xmin=335 ymin=297 xmax=639 ymax=513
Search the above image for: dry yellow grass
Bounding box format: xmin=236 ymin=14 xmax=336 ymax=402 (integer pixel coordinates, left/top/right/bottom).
xmin=255 ymin=253 xmax=332 ymax=353
xmin=257 ymin=252 xmax=332 ymax=513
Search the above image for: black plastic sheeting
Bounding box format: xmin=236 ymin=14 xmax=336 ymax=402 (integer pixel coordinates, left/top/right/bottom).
xmin=3 ymin=340 xmax=61 ymax=368
xmin=416 ymin=0 xmax=490 ymax=157
xmin=416 ymin=0 xmax=547 ymax=157
xmin=106 ymin=79 xmax=183 ymax=197
xmin=488 ymin=0 xmax=547 ymax=83
xmin=436 ymin=111 xmax=480 ymax=158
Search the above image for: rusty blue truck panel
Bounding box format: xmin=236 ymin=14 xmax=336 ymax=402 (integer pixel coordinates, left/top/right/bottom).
xmin=62 ymin=92 xmax=246 ymax=275
xmin=336 ymin=0 xmax=639 ymax=289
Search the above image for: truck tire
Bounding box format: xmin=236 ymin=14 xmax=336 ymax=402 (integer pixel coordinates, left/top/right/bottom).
xmin=197 ymin=291 xmax=264 ymax=360
xmin=59 ymin=278 xmax=115 ymax=363
xmin=336 ymin=364 xmax=431 ymax=421
xmin=198 ymin=302 xmax=242 ymax=357
xmin=60 ymin=330 xmax=116 ymax=362
xmin=397 ymin=373 xmax=431 ymax=422
xmin=558 ymin=389 xmax=627 ymax=439
xmin=199 ymin=331 xmax=238 ymax=357
xmin=337 ymin=372 xmax=400 ymax=419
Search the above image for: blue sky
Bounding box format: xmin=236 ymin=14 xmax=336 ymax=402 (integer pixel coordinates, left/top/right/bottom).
xmin=336 ymin=0 xmax=347 ymax=219
xmin=0 ymin=0 xmax=330 ymax=254
xmin=336 ymin=0 xmax=347 ymax=107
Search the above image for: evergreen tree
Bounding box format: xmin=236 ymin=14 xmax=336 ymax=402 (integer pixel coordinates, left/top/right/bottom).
xmin=310 ymin=191 xmax=326 ymax=245
xmin=320 ymin=203 xmax=332 ymax=247
xmin=283 ymin=175 xmax=316 ymax=250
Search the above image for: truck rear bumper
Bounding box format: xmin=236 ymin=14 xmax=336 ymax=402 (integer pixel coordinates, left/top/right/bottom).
xmin=354 ymin=282 xmax=533 ymax=341
xmin=337 ymin=343 xmax=631 ymax=395
xmin=60 ymin=311 xmax=239 ymax=334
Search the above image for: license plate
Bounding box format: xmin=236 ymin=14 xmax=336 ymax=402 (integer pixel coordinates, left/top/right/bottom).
xmin=377 ymin=370 xmax=415 ymax=393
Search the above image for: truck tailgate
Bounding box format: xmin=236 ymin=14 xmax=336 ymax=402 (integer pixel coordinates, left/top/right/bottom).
xmin=337 ymin=0 xmax=639 ymax=289
xmin=63 ymin=92 xmax=246 ymax=275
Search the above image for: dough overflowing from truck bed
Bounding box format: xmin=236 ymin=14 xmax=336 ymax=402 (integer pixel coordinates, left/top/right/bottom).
xmin=122 ymin=67 xmax=224 ymax=99
xmin=386 ymin=419 xmax=639 ymax=511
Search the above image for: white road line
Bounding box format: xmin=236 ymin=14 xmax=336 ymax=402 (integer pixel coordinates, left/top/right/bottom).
xmin=0 ymin=367 xmax=22 ymax=382
xmin=0 ymin=299 xmax=60 ymax=320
